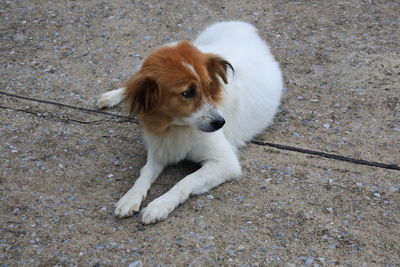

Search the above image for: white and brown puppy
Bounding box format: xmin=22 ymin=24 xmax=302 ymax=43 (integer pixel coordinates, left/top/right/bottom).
xmin=97 ymin=21 xmax=283 ymax=224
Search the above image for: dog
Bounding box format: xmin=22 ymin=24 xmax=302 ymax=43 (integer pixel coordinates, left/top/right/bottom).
xmin=97 ymin=21 xmax=283 ymax=224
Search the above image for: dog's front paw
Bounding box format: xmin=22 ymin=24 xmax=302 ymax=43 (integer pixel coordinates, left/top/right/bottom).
xmin=141 ymin=196 xmax=178 ymax=224
xmin=114 ymin=191 xmax=145 ymax=218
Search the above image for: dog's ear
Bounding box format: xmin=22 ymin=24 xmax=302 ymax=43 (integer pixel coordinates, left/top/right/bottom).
xmin=124 ymin=73 xmax=160 ymax=115
xmin=206 ymin=55 xmax=234 ymax=85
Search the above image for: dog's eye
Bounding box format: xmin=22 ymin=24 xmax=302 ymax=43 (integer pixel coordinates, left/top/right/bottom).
xmin=181 ymin=84 xmax=196 ymax=98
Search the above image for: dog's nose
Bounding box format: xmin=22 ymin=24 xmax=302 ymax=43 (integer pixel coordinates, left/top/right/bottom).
xmin=211 ymin=117 xmax=225 ymax=130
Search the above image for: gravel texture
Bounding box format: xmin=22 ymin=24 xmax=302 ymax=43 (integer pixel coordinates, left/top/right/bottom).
xmin=1 ymin=0 xmax=399 ymax=266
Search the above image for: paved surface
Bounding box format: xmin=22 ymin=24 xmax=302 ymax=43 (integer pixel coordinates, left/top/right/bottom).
xmin=1 ymin=0 xmax=399 ymax=266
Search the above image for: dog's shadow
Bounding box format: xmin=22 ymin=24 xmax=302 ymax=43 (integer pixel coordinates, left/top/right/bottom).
xmin=139 ymin=160 xmax=201 ymax=206
xmin=154 ymin=160 xmax=200 ymax=189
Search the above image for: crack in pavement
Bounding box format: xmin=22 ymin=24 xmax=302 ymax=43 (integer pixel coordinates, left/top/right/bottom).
xmin=1 ymin=91 xmax=399 ymax=171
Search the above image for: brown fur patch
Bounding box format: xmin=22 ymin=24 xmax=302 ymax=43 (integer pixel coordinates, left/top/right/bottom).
xmin=124 ymin=41 xmax=232 ymax=136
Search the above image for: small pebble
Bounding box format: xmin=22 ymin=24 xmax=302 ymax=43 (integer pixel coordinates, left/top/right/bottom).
xmin=44 ymin=65 xmax=56 ymax=73
xmin=293 ymin=132 xmax=303 ymax=138
xmin=275 ymin=234 xmax=283 ymax=239
xmin=113 ymin=160 xmax=122 ymax=166
xmin=257 ymin=165 xmax=271 ymax=170
xmin=129 ymin=260 xmax=143 ymax=267
xmin=226 ymin=249 xmax=235 ymax=256
xmin=264 ymin=178 xmax=272 ymax=184
xmin=235 ymin=195 xmax=245 ymax=202
xmin=390 ymin=186 xmax=398 ymax=192
xmin=237 ymin=245 xmax=246 ymax=251
xmin=304 ymin=257 xmax=314 ymax=265
xmin=66 ymin=196 xmax=77 ymax=201
xmin=304 ymin=211 xmax=313 ymax=219
xmin=369 ymin=185 xmax=379 ymax=192
xmin=14 ymin=33 xmax=25 ymax=42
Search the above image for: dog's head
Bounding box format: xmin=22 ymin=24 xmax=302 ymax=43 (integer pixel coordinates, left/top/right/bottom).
xmin=124 ymin=41 xmax=233 ymax=135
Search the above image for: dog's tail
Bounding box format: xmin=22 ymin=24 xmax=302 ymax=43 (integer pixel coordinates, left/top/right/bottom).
xmin=97 ymin=88 xmax=126 ymax=109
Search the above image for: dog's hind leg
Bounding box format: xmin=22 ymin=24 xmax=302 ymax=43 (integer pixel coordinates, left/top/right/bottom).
xmin=97 ymin=87 xmax=126 ymax=109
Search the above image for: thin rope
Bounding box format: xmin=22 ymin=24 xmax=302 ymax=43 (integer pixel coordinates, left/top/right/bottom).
xmin=1 ymin=91 xmax=398 ymax=171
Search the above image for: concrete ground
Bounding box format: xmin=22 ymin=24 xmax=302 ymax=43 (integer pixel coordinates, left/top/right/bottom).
xmin=1 ymin=0 xmax=399 ymax=266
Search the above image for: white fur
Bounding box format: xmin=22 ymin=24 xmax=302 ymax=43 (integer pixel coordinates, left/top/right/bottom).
xmin=98 ymin=21 xmax=283 ymax=224
xmin=172 ymin=102 xmax=224 ymax=132
xmin=181 ymin=62 xmax=200 ymax=80
xmin=97 ymin=87 xmax=125 ymax=109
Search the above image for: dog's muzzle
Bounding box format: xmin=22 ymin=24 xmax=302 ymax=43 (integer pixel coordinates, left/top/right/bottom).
xmin=172 ymin=102 xmax=226 ymax=132
xmin=196 ymin=106 xmax=225 ymax=132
